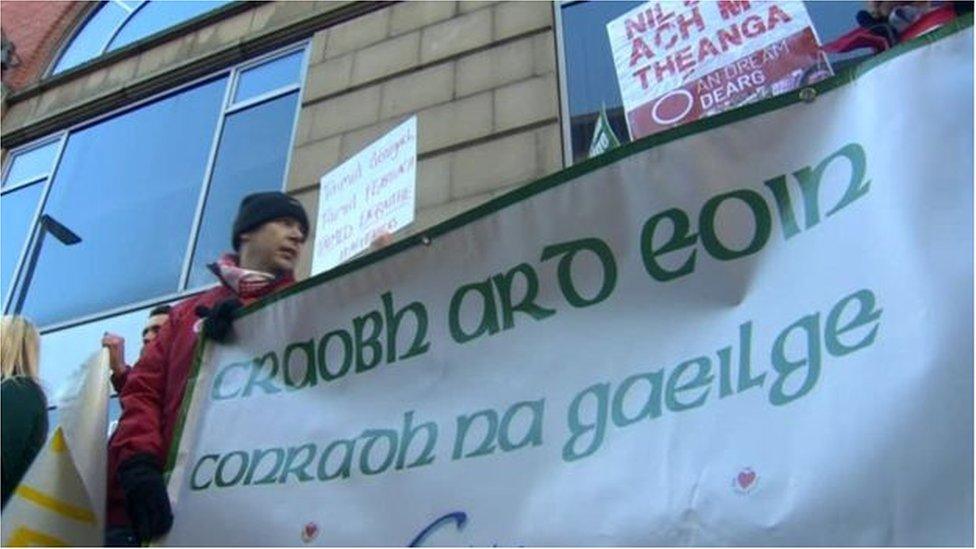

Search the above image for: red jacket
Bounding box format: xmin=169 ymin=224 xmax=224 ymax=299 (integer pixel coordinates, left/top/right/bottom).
xmin=106 ymin=276 xmax=293 ymax=527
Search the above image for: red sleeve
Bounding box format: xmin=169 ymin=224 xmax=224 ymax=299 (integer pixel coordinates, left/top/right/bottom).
xmin=109 ymin=312 xmax=176 ymax=466
xmin=109 ymin=365 xmax=130 ymax=394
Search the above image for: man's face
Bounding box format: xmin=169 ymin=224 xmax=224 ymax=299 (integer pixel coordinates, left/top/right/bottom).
xmin=141 ymin=314 xmax=168 ymax=351
xmin=239 ymin=217 xmax=306 ymax=275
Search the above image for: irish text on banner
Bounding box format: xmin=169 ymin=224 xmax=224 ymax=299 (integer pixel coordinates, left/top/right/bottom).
xmin=161 ymin=22 xmax=972 ymax=547
xmin=607 ymin=1 xmax=832 ymax=140
xmin=2 ymin=350 xmax=110 ymax=547
xmin=312 ymin=116 xmax=417 ymax=275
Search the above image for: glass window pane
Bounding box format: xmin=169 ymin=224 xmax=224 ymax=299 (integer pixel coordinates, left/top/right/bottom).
xmin=562 ymin=0 xmax=640 ymax=165
xmin=20 ymin=78 xmax=228 ymax=327
xmin=187 ymin=91 xmax=300 ymax=288
xmin=3 ymin=141 xmax=60 ymax=187
xmin=39 ymin=301 xmax=178 ymax=399
xmin=232 ymin=51 xmax=304 ymax=105
xmin=47 ymin=406 xmax=58 ymax=432
xmin=1 ymin=182 xmax=45 ymax=303
xmin=108 ymin=396 xmax=122 ymax=435
xmin=108 ymin=0 xmax=231 ymax=52
xmin=804 ymin=1 xmax=872 ymax=67
xmin=52 ymin=2 xmax=128 ymax=75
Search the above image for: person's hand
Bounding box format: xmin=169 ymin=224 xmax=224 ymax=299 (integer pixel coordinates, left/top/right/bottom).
xmin=194 ymin=298 xmax=243 ymax=343
xmin=101 ymin=332 xmax=128 ymax=377
xmin=117 ymin=453 xmax=173 ymax=542
xmin=369 ymin=231 xmax=394 ymax=252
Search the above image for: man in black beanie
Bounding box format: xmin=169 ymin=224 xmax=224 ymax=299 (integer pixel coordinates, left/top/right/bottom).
xmin=104 ymin=191 xmax=309 ymax=545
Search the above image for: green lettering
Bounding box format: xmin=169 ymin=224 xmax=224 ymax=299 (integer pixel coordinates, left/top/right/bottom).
xmin=396 ymin=411 xmax=437 ymax=470
xmin=498 ymin=399 xmax=544 ymax=452
xmin=278 ymin=443 xmax=317 ymax=484
xmin=826 ymin=289 xmax=882 ymax=356
xmin=318 ymin=329 xmax=353 ymax=382
xmin=611 ymin=370 xmax=664 ymax=426
xmin=359 ymin=429 xmax=398 ymax=475
xmin=563 ymin=382 xmax=609 ymax=462
xmin=492 ymin=263 xmax=556 ymax=330
xmin=382 ymin=292 xmax=430 ymax=363
xmin=215 ymin=451 xmax=249 ymax=488
xmin=283 ymin=339 xmax=316 ymax=390
xmin=244 ymin=447 xmax=285 ymax=486
xmin=242 ymin=352 xmax=282 ymax=397
xmin=541 ymin=238 xmax=618 ymax=308
xmin=190 ymin=454 xmax=219 ymax=491
xmin=317 ymin=439 xmax=355 ymax=481
xmin=354 ymin=311 xmax=383 ymax=373
xmin=769 ymin=313 xmax=822 ymax=405
xmin=700 ymin=189 xmax=771 ymax=260
xmin=452 ymin=409 xmax=498 ymax=460
xmin=665 ymin=357 xmax=713 ymax=411
xmin=792 ymin=143 xmax=870 ymax=229
xmin=211 ymin=361 xmax=248 ymax=401
xmin=640 ymin=208 xmax=698 ymax=281
xmin=448 ymin=280 xmax=499 ymax=344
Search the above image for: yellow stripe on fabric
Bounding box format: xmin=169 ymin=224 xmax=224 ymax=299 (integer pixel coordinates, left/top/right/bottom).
xmin=50 ymin=428 xmax=67 ymax=453
xmin=6 ymin=526 xmax=70 ymax=546
xmin=14 ymin=485 xmax=96 ymax=524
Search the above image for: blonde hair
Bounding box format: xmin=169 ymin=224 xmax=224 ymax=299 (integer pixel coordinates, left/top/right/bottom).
xmin=1 ymin=315 xmax=40 ymax=381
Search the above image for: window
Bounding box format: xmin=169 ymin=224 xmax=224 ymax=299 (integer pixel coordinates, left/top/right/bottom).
xmin=1 ymin=183 xmax=46 ymax=302
xmin=1 ymin=140 xmax=60 ymax=188
xmin=18 ymin=77 xmax=227 ymax=327
xmin=107 ymin=1 xmax=232 ymax=52
xmin=1 ymin=139 xmax=63 ymax=305
xmin=1 ymin=45 xmax=308 ymax=399
xmin=558 ymin=1 xmax=869 ymax=165
xmin=232 ymin=50 xmax=305 ymax=105
xmin=40 ymin=301 xmax=174 ymax=400
xmin=186 ymin=91 xmax=301 ymax=288
xmin=51 ymin=0 xmax=230 ymax=76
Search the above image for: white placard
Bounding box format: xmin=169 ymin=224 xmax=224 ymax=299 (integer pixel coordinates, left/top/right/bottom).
xmin=312 ymin=116 xmax=417 ymax=274
xmin=607 ymin=1 xmax=829 ymax=140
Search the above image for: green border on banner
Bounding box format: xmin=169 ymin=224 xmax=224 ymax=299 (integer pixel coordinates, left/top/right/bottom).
xmin=164 ymin=13 xmax=973 ymax=474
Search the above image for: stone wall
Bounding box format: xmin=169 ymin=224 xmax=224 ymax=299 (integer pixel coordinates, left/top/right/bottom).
xmin=288 ymin=1 xmax=562 ymax=277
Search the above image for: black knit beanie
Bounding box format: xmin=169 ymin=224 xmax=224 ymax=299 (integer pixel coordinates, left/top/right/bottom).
xmin=232 ymin=192 xmax=309 ymax=251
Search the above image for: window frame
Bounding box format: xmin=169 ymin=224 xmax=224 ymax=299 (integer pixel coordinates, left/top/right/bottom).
xmin=2 ymin=40 xmax=310 ymax=335
xmin=45 ymin=0 xmax=236 ymax=79
xmin=553 ymin=0 xmax=574 ymax=169
xmin=102 ymin=1 xmax=149 ymax=54
xmin=1 ymin=134 xmax=69 ymax=312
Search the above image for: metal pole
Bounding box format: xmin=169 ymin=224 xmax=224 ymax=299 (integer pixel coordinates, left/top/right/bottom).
xmin=12 ymin=227 xmax=46 ymax=315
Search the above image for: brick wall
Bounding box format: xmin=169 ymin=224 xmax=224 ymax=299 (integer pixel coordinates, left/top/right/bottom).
xmin=288 ymin=1 xmax=562 ymax=277
xmin=0 ymin=1 xmax=88 ymax=92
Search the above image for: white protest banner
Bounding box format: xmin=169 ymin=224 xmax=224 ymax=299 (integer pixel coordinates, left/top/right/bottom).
xmin=161 ymin=21 xmax=972 ymax=546
xmin=312 ymin=116 xmax=417 ymax=275
xmin=2 ymin=351 xmax=110 ymax=546
xmin=608 ymin=0 xmax=831 ymax=140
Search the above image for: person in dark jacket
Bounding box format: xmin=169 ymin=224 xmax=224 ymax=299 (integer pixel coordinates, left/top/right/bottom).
xmin=101 ymin=304 xmax=172 ymax=393
xmin=1 ymin=315 xmax=48 ymax=509
xmin=105 ymin=192 xmax=310 ymax=545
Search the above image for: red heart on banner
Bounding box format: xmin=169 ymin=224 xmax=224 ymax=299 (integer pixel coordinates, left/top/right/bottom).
xmin=737 ymin=469 xmax=756 ymax=489
xmin=302 ymin=522 xmax=319 ymax=543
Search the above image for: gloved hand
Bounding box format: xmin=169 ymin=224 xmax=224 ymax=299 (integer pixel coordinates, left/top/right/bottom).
xmin=117 ymin=453 xmax=173 ymax=543
xmin=194 ymin=298 xmax=243 ymax=342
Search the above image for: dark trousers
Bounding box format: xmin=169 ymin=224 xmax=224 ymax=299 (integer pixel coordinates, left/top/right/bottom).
xmin=105 ymin=526 xmax=139 ymax=547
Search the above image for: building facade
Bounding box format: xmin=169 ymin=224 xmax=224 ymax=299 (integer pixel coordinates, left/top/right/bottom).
xmin=0 ymin=0 xmax=863 ymax=422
